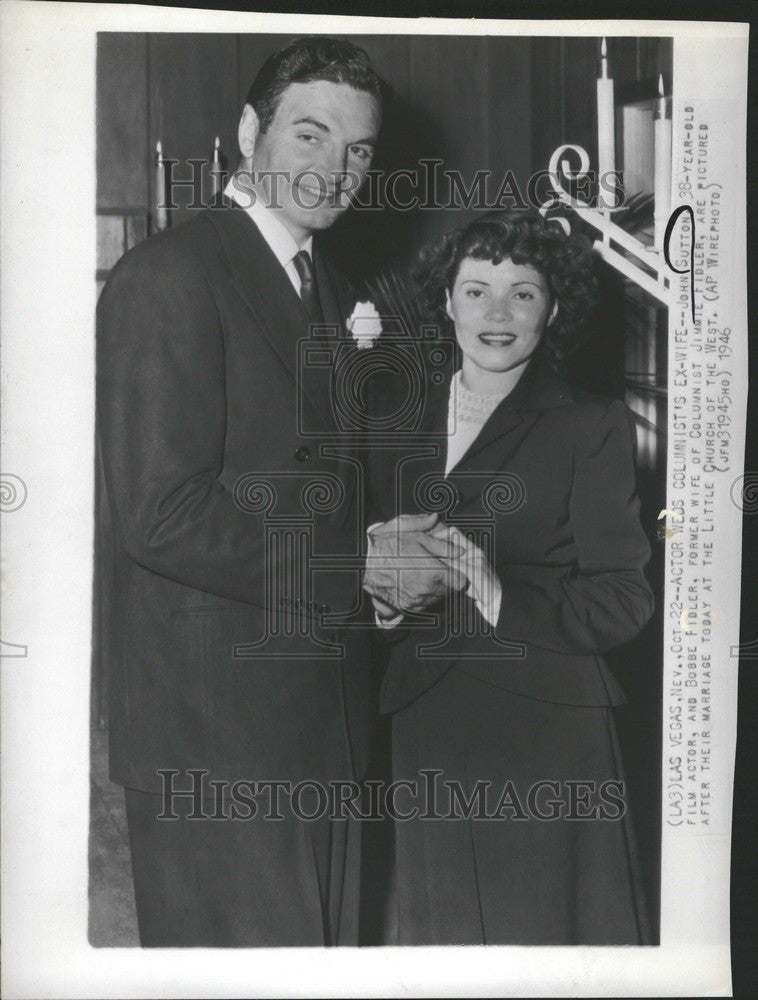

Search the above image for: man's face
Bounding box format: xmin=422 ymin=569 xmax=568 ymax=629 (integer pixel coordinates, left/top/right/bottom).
xmin=247 ymin=80 xmax=380 ymax=242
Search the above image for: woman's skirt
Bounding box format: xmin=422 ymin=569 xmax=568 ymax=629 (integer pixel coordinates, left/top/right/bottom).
xmin=390 ymin=667 xmax=652 ymax=946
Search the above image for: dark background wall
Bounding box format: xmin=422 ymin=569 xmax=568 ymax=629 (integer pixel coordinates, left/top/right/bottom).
xmin=95 ymin=31 xmax=672 ymax=941
xmin=96 ymin=33 xmax=671 ymax=279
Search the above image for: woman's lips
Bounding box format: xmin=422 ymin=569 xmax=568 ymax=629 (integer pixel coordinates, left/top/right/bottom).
xmin=478 ymin=332 xmax=516 ymax=345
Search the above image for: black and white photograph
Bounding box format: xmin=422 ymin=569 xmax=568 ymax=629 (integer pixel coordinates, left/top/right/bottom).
xmin=91 ymin=27 xmax=670 ymax=951
xmin=1 ymin=4 xmax=750 ymax=997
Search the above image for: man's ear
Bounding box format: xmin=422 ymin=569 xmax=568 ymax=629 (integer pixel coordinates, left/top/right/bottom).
xmin=445 ymin=289 xmax=454 ymax=323
xmin=238 ymin=104 xmax=260 ymax=161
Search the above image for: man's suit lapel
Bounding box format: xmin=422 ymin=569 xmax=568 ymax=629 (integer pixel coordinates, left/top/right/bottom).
xmin=208 ymin=204 xmax=335 ymax=431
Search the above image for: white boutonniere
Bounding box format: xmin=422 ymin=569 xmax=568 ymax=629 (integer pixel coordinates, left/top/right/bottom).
xmin=347 ymin=300 xmax=382 ymax=349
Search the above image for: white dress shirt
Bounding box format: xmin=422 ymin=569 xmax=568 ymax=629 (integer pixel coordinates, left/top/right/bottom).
xmin=224 ymin=176 xmax=312 ymax=296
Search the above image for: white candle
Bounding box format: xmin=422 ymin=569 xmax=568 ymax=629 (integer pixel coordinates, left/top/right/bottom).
xmin=596 ymin=37 xmax=615 ymax=210
xmin=155 ymin=140 xmax=168 ymax=231
xmin=211 ymin=136 xmax=222 ymax=201
xmin=654 ymin=74 xmax=672 ymax=250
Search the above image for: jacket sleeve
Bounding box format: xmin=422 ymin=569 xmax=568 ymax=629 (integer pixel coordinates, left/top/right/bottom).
xmin=493 ymin=399 xmax=654 ymax=655
xmin=97 ymin=243 xmax=341 ymax=609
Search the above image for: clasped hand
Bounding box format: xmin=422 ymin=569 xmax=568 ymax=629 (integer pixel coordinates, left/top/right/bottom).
xmin=363 ymin=512 xmax=469 ymax=617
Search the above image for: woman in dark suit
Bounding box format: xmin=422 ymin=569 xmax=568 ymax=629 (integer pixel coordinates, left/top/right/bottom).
xmin=365 ymin=210 xmax=655 ymax=946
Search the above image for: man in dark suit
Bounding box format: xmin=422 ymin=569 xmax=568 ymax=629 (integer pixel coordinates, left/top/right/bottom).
xmin=96 ymin=37 xmax=400 ymax=947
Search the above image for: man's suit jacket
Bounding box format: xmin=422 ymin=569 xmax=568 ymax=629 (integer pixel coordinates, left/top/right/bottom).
xmin=96 ymin=204 xmax=374 ymax=794
xmin=366 ymin=356 xmax=655 ymax=713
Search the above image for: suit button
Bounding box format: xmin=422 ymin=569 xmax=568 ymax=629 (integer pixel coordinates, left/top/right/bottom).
xmin=280 ymin=596 xmax=289 ymax=607
xmin=456 ymin=489 xmax=465 ymax=505
xmin=294 ymin=446 xmax=311 ymax=462
xmin=319 ymin=604 xmax=331 ymax=614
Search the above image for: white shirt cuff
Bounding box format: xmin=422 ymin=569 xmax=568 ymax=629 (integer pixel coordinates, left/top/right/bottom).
xmin=367 ymin=522 xmax=403 ymax=627
xmin=375 ymin=610 xmax=404 ymax=629
xmin=467 ymin=577 xmax=502 ymax=627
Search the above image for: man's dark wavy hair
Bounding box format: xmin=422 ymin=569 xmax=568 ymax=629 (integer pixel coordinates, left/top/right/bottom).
xmin=414 ymin=209 xmax=598 ymax=374
xmin=245 ymin=36 xmax=392 ymax=134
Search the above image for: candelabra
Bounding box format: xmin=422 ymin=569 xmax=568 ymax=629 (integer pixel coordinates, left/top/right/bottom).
xmin=542 ymin=142 xmax=670 ymax=306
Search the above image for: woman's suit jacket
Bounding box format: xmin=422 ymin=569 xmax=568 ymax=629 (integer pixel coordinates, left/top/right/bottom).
xmin=366 ymin=355 xmax=655 ymax=714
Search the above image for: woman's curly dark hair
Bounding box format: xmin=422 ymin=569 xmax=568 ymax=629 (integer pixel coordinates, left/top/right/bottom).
xmin=413 ymin=209 xmax=598 ymax=374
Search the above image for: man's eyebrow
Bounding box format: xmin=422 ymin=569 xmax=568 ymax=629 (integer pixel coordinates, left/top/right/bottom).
xmin=460 ymin=279 xmax=490 ymax=285
xmin=512 ymin=281 xmax=542 ymax=288
xmin=292 ymin=116 xmax=330 ymax=132
xmin=291 ymin=118 xmax=377 ymax=146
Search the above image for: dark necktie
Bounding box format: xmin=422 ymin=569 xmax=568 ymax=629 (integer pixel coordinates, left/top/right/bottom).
xmin=292 ymin=249 xmax=324 ymax=327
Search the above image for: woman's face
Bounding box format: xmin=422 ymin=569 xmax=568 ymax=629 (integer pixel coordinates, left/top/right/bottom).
xmin=446 ymin=255 xmax=557 ymax=376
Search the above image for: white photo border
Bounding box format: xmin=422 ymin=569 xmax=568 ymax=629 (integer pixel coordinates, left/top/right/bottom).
xmin=1 ymin=3 xmax=748 ymax=997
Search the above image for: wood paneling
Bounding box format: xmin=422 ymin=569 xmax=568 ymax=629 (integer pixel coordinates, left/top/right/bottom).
xmin=530 ymin=37 xmax=564 ymax=181
xmin=639 ymin=36 xmax=673 ymax=87
xmin=96 ymin=215 xmax=125 ymax=271
xmin=408 ymin=34 xmax=490 ymax=241
xmin=563 ymin=37 xmax=599 ymax=174
xmin=125 ymin=215 xmax=147 ymax=250
xmin=351 ymin=35 xmax=413 ymax=103
xmin=148 ymin=34 xmax=239 ymax=225
xmin=97 ymin=34 xmax=148 ymax=210
xmin=487 ymin=37 xmax=532 ymax=206
xmin=610 ymin=35 xmax=640 ymax=90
